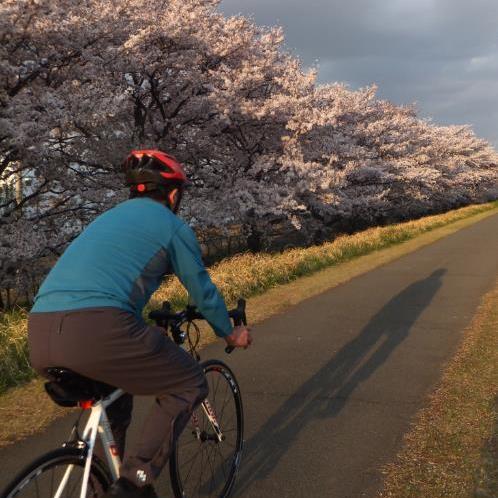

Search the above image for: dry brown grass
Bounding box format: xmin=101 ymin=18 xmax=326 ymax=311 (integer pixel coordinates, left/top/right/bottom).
xmin=379 ymin=279 xmax=498 ymax=498
xmin=149 ymin=201 xmax=498 ymax=312
xmin=0 ymin=378 xmax=69 ymax=448
xmin=0 ymin=307 xmax=33 ymax=394
xmin=0 ymin=201 xmax=497 ymax=449
xmin=2 ymin=200 xmax=498 ymax=397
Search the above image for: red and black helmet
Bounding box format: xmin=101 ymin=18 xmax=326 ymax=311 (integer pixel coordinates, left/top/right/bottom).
xmin=123 ymin=149 xmax=187 ymax=212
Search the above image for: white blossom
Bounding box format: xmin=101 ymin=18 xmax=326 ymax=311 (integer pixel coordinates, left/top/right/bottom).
xmin=0 ymin=0 xmax=496 ymax=298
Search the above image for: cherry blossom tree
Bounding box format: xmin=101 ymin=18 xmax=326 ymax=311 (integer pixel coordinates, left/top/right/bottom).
xmin=0 ymin=0 xmax=497 ymax=306
xmin=281 ymin=83 xmax=498 ymax=236
xmin=0 ymin=0 xmax=317 ymax=300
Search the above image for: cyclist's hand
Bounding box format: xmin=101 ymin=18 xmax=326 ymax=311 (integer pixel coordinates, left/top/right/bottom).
xmin=225 ymin=325 xmax=253 ymax=349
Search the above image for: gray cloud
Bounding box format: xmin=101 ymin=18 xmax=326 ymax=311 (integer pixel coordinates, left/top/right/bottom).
xmin=219 ymin=0 xmax=498 ymax=147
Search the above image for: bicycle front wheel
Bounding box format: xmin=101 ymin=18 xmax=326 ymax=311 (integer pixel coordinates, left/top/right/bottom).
xmin=1 ymin=447 xmax=112 ymax=498
xmin=169 ymin=359 xmax=243 ymax=498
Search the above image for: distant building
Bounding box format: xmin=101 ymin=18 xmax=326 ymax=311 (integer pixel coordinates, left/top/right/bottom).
xmin=0 ymin=163 xmax=39 ymax=217
xmin=0 ymin=169 xmax=20 ymax=216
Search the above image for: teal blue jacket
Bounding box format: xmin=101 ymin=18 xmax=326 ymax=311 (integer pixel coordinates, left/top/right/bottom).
xmin=31 ymin=198 xmax=233 ymax=337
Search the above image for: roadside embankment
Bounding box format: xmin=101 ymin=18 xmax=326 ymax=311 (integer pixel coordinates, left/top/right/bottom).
xmin=0 ymin=307 xmax=30 ymax=394
xmin=379 ymin=277 xmax=498 ymax=498
xmin=0 ymin=200 xmax=497 ymax=447
xmin=150 ymin=200 xmax=498 ymax=312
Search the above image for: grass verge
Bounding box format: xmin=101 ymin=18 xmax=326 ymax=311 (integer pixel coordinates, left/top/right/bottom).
xmin=379 ymin=278 xmax=498 ymax=498
xmin=150 ymin=200 xmax=498 ymax=312
xmin=0 ymin=378 xmax=68 ymax=448
xmin=0 ymin=307 xmax=33 ymax=393
xmin=0 ymin=200 xmax=497 ymax=447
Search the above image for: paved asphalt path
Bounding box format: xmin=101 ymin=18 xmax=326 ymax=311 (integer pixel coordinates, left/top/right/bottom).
xmin=1 ymin=212 xmax=498 ymax=498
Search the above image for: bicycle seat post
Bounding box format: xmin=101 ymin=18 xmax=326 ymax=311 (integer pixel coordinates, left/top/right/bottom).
xmin=97 ymin=389 xmax=125 ymax=481
xmin=66 ymin=388 xmax=125 ymax=498
xmin=78 ymin=402 xmax=103 ymax=498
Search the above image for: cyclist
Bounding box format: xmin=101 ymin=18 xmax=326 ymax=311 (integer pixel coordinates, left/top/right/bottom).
xmin=27 ymin=150 xmax=253 ymax=498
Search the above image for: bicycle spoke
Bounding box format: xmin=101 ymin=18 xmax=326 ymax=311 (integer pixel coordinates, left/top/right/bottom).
xmin=65 ymin=468 xmax=81 ymax=498
xmin=211 ymin=372 xmax=222 ymax=407
xmin=210 ymin=445 xmax=221 ymax=492
xmin=177 ymin=436 xmax=199 ymax=448
xmin=196 ymin=444 xmax=208 ymax=495
xmin=207 ymin=375 xmax=215 ymax=407
xmin=215 ymin=444 xmax=228 ymax=482
xmin=51 ymin=467 xmax=55 ymax=498
xmin=5 ymin=450 xmax=111 ymax=498
xmin=182 ymin=449 xmax=202 ymax=489
xmin=180 ymin=449 xmax=202 ymax=474
xmin=205 ymin=445 xmax=217 ymax=495
xmin=218 ymin=382 xmax=232 ymax=425
xmin=171 ymin=362 xmax=242 ymax=498
xmin=201 ymin=407 xmax=208 ymax=433
xmin=206 ymin=447 xmax=217 ymax=495
xmin=35 ymin=473 xmax=41 ymax=498
xmin=221 ymin=412 xmax=236 ymax=432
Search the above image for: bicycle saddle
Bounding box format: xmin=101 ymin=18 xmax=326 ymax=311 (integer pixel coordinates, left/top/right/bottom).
xmin=44 ymin=367 xmax=116 ymax=407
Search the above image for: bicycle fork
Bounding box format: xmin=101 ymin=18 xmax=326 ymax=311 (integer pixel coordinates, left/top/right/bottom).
xmin=191 ymin=399 xmax=224 ymax=443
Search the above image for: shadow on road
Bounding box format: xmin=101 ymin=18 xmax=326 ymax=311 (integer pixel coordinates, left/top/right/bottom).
xmin=233 ymin=268 xmax=447 ymax=496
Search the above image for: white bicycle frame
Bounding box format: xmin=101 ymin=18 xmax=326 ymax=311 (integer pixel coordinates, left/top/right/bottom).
xmin=54 ymin=388 xmax=124 ymax=498
xmin=53 ymin=388 xmax=223 ymax=498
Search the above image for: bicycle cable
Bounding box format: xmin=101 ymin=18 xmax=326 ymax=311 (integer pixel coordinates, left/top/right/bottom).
xmin=186 ymin=320 xmax=201 ymax=358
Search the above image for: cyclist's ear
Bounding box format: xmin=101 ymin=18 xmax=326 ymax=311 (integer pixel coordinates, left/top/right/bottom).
xmin=168 ymin=188 xmax=182 ymax=213
xmin=169 ymin=189 xmax=178 ymax=205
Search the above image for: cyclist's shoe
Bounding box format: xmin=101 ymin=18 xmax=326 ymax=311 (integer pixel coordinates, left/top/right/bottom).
xmin=104 ymin=477 xmax=158 ymax=498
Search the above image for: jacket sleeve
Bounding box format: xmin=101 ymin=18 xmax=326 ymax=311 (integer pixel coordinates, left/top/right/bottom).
xmin=168 ymin=223 xmax=233 ymax=338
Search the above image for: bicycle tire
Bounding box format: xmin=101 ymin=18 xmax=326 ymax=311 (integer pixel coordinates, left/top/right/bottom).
xmin=169 ymin=359 xmax=244 ymax=498
xmin=1 ymin=447 xmax=112 ymax=498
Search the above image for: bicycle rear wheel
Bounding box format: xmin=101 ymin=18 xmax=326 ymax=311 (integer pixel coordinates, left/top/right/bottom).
xmin=1 ymin=447 xmax=112 ymax=498
xmin=169 ymin=359 xmax=243 ymax=498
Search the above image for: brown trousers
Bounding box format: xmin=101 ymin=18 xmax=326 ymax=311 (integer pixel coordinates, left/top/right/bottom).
xmin=28 ymin=308 xmax=208 ymax=487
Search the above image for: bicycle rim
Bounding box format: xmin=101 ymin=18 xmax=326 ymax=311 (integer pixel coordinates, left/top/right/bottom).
xmin=169 ymin=360 xmax=243 ymax=498
xmin=1 ymin=447 xmax=111 ymax=498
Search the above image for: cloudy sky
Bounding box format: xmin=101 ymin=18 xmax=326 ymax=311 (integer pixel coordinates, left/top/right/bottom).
xmin=219 ymin=0 xmax=498 ymax=148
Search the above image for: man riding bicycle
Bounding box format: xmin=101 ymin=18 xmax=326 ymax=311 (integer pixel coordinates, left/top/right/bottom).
xmin=28 ymin=150 xmax=253 ymax=498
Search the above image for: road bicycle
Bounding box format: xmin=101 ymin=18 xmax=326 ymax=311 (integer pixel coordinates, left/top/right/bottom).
xmin=1 ymin=300 xmax=247 ymax=498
